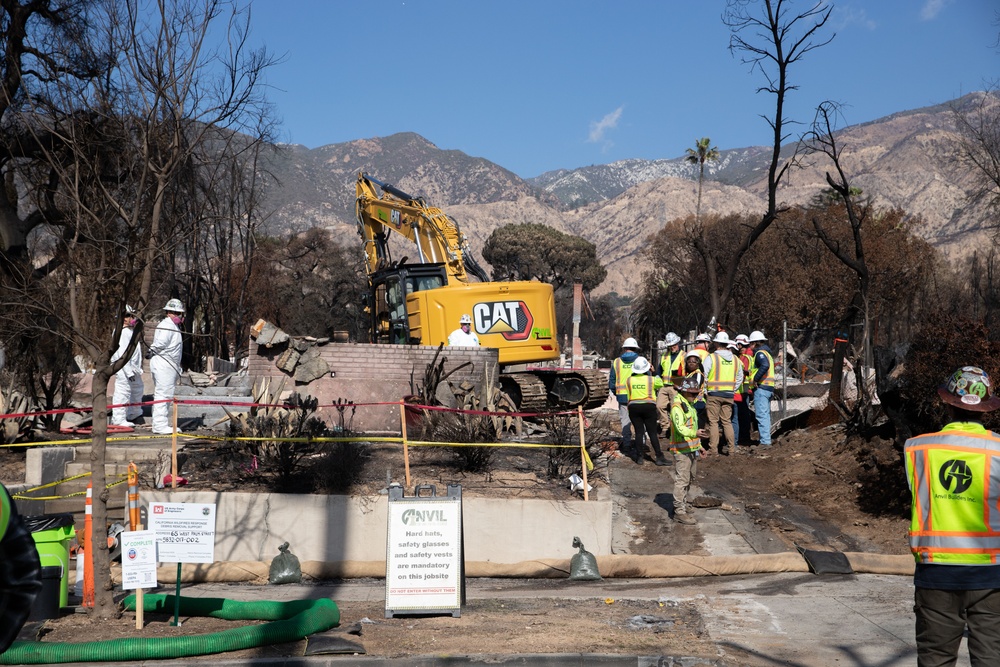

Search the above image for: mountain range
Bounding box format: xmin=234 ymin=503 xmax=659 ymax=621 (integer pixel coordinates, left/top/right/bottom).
xmin=260 ymin=92 xmax=997 ymax=296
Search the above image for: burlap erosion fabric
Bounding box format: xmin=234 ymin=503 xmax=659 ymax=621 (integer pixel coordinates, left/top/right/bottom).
xmin=110 ymin=552 xmax=915 ymax=583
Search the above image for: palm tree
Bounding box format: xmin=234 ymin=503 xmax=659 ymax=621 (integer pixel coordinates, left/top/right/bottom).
xmin=685 ymin=137 xmax=720 ymax=223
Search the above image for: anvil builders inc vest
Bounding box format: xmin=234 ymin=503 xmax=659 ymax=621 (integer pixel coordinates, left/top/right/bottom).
xmin=905 ymin=424 xmax=1000 ymax=565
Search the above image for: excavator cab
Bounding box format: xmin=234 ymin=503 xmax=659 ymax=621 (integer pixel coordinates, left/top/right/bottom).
xmin=369 ymin=264 xmax=447 ymax=345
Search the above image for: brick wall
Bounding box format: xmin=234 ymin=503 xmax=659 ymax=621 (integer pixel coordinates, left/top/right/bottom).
xmin=248 ymin=341 xmax=499 ymax=432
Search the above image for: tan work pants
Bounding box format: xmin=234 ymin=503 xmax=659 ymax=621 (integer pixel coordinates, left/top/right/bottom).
xmin=706 ymin=395 xmax=735 ymax=452
xmin=671 ymin=449 xmax=699 ymax=514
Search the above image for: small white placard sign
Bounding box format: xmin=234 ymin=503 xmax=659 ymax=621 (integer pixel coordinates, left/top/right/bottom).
xmin=147 ymin=502 xmax=217 ymax=564
xmin=385 ymin=499 xmax=462 ymax=613
xmin=120 ymin=530 xmax=158 ymax=590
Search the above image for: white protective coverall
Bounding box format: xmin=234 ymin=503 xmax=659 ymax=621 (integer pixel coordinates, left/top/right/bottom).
xmin=149 ymin=317 xmax=183 ymax=434
xmin=110 ymin=325 xmax=144 ymax=426
xmin=447 ymin=328 xmax=480 ymax=347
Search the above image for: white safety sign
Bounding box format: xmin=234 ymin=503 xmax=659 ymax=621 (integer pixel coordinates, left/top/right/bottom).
xmin=148 ymin=502 xmax=217 ymax=564
xmin=120 ymin=530 xmax=158 ymax=590
xmin=385 ymin=497 xmax=462 ymax=614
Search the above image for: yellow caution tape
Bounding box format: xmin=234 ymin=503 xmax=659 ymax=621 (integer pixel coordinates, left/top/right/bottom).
xmin=12 ymin=473 xmax=128 ymax=501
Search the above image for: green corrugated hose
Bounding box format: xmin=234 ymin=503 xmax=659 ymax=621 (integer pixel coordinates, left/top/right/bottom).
xmin=1 ymin=594 xmax=340 ymax=664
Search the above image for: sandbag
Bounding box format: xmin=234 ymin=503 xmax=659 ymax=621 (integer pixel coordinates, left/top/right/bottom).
xmin=568 ymin=537 xmax=602 ymax=581
xmin=268 ymin=542 xmax=302 ymax=585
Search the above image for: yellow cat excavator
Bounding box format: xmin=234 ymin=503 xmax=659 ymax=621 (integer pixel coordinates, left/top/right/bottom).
xmin=355 ymin=172 xmax=607 ymax=411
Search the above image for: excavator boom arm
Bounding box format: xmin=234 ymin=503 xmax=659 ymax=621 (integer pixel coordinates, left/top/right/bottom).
xmin=356 ymin=173 xmax=480 ymax=285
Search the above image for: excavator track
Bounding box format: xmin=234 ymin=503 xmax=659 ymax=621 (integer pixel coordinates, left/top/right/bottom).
xmin=501 ymin=368 xmax=609 ymax=414
xmin=500 ymin=373 xmax=549 ymax=414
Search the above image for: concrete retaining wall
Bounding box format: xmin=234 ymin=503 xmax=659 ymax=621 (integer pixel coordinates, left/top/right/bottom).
xmin=145 ymin=488 xmax=612 ymax=564
xmin=247 ymin=340 xmax=500 ymax=431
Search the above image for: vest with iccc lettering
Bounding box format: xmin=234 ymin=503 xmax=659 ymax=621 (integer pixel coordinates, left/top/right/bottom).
xmin=705 ymin=352 xmax=738 ymax=395
xmin=612 ymin=357 xmax=635 ymax=398
xmin=626 ymin=374 xmax=659 ymax=404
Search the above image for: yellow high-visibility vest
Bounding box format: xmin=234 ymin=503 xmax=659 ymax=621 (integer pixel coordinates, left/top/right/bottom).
xmin=669 ymin=393 xmax=700 ymax=453
xmin=659 ymin=351 xmax=684 ymax=384
xmin=750 ymin=349 xmax=775 ymax=388
xmin=906 ymin=427 xmax=1000 ymax=564
xmin=705 ymin=352 xmax=738 ymax=393
xmin=612 ymin=357 xmax=635 ymax=397
xmin=626 ymin=374 xmax=661 ymax=404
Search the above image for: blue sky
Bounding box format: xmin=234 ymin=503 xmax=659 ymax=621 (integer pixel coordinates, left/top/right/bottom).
xmin=248 ymin=1 xmax=998 ymax=178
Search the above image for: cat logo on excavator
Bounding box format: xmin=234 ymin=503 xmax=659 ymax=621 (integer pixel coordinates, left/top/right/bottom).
xmin=473 ymin=301 xmax=533 ymax=341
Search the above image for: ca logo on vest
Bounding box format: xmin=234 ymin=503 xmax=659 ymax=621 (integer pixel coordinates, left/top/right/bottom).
xmin=939 ymin=459 xmax=974 ymax=494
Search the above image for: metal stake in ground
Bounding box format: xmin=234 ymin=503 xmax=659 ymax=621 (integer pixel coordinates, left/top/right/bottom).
xmin=399 ymin=399 xmax=411 ymax=489
xmin=578 ymin=406 xmax=589 ymax=502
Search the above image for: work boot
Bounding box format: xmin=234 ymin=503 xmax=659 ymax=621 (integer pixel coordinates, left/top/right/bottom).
xmin=675 ymin=511 xmax=696 ymax=525
xmin=654 ymin=455 xmax=670 ymax=467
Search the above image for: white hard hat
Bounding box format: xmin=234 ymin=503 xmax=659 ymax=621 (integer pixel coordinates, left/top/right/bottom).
xmin=735 ymin=334 xmax=749 ymax=345
xmin=695 ymin=333 xmax=712 ymax=343
xmin=727 ymin=341 xmax=740 ymax=351
xmin=622 ymin=337 xmax=639 ymax=350
xmin=632 ymin=356 xmax=651 ymax=374
xmin=663 ymin=332 xmax=681 ymax=347
xmin=748 ymin=330 xmax=767 ymax=343
xmin=459 ymin=314 xmax=472 ymax=325
xmin=163 ymin=298 xmax=185 ymax=313
xmin=685 ymin=351 xmax=702 ymax=360
xmin=125 ymin=305 xmax=135 ymax=315
xmin=713 ymin=331 xmax=730 ymax=344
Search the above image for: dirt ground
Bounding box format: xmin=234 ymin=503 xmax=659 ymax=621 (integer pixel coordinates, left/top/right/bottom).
xmin=29 ymin=594 xmax=712 ymax=661
xmin=7 ymin=410 xmax=912 ymax=660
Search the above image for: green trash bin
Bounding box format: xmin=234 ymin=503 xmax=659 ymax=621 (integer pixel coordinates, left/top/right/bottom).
xmin=24 ymin=514 xmax=75 ymax=609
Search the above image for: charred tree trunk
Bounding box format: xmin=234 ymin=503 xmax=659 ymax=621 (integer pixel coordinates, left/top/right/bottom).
xmin=88 ymin=368 xmax=119 ymax=619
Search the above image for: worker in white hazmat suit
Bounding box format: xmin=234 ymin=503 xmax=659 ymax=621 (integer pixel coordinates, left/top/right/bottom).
xmin=146 ymin=299 xmax=185 ymax=435
xmin=110 ymin=307 xmax=144 ymax=427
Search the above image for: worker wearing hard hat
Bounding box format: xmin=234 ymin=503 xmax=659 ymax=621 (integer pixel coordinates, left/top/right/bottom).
xmin=746 ymin=330 xmax=775 ymax=447
xmin=146 ymin=298 xmax=185 ymax=435
xmin=904 ymin=367 xmax=1000 ymax=667
xmin=702 ymin=331 xmax=743 ymax=455
xmin=656 ymin=332 xmax=684 ymax=434
xmin=684 ymin=350 xmax=709 ymax=450
xmin=692 ymin=333 xmax=712 ymax=362
xmin=669 ymin=376 xmax=710 ymax=524
xmin=734 ymin=334 xmax=754 ymax=448
xmin=110 ymin=306 xmax=144 ymax=428
xmin=447 ymin=314 xmax=480 ymax=347
xmin=625 ymin=357 xmax=668 ymax=466
xmin=609 ymin=337 xmax=641 ymax=459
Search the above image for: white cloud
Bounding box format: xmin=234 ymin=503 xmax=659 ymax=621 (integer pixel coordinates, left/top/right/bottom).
xmin=920 ymin=0 xmax=953 ymax=20
xmin=588 ymin=106 xmax=624 ymax=145
xmin=833 ymin=5 xmax=876 ymax=31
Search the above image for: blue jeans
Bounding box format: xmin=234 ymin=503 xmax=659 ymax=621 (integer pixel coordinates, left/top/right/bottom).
xmin=732 ymin=400 xmax=741 ymax=444
xmin=753 ymin=386 xmax=774 ymax=446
